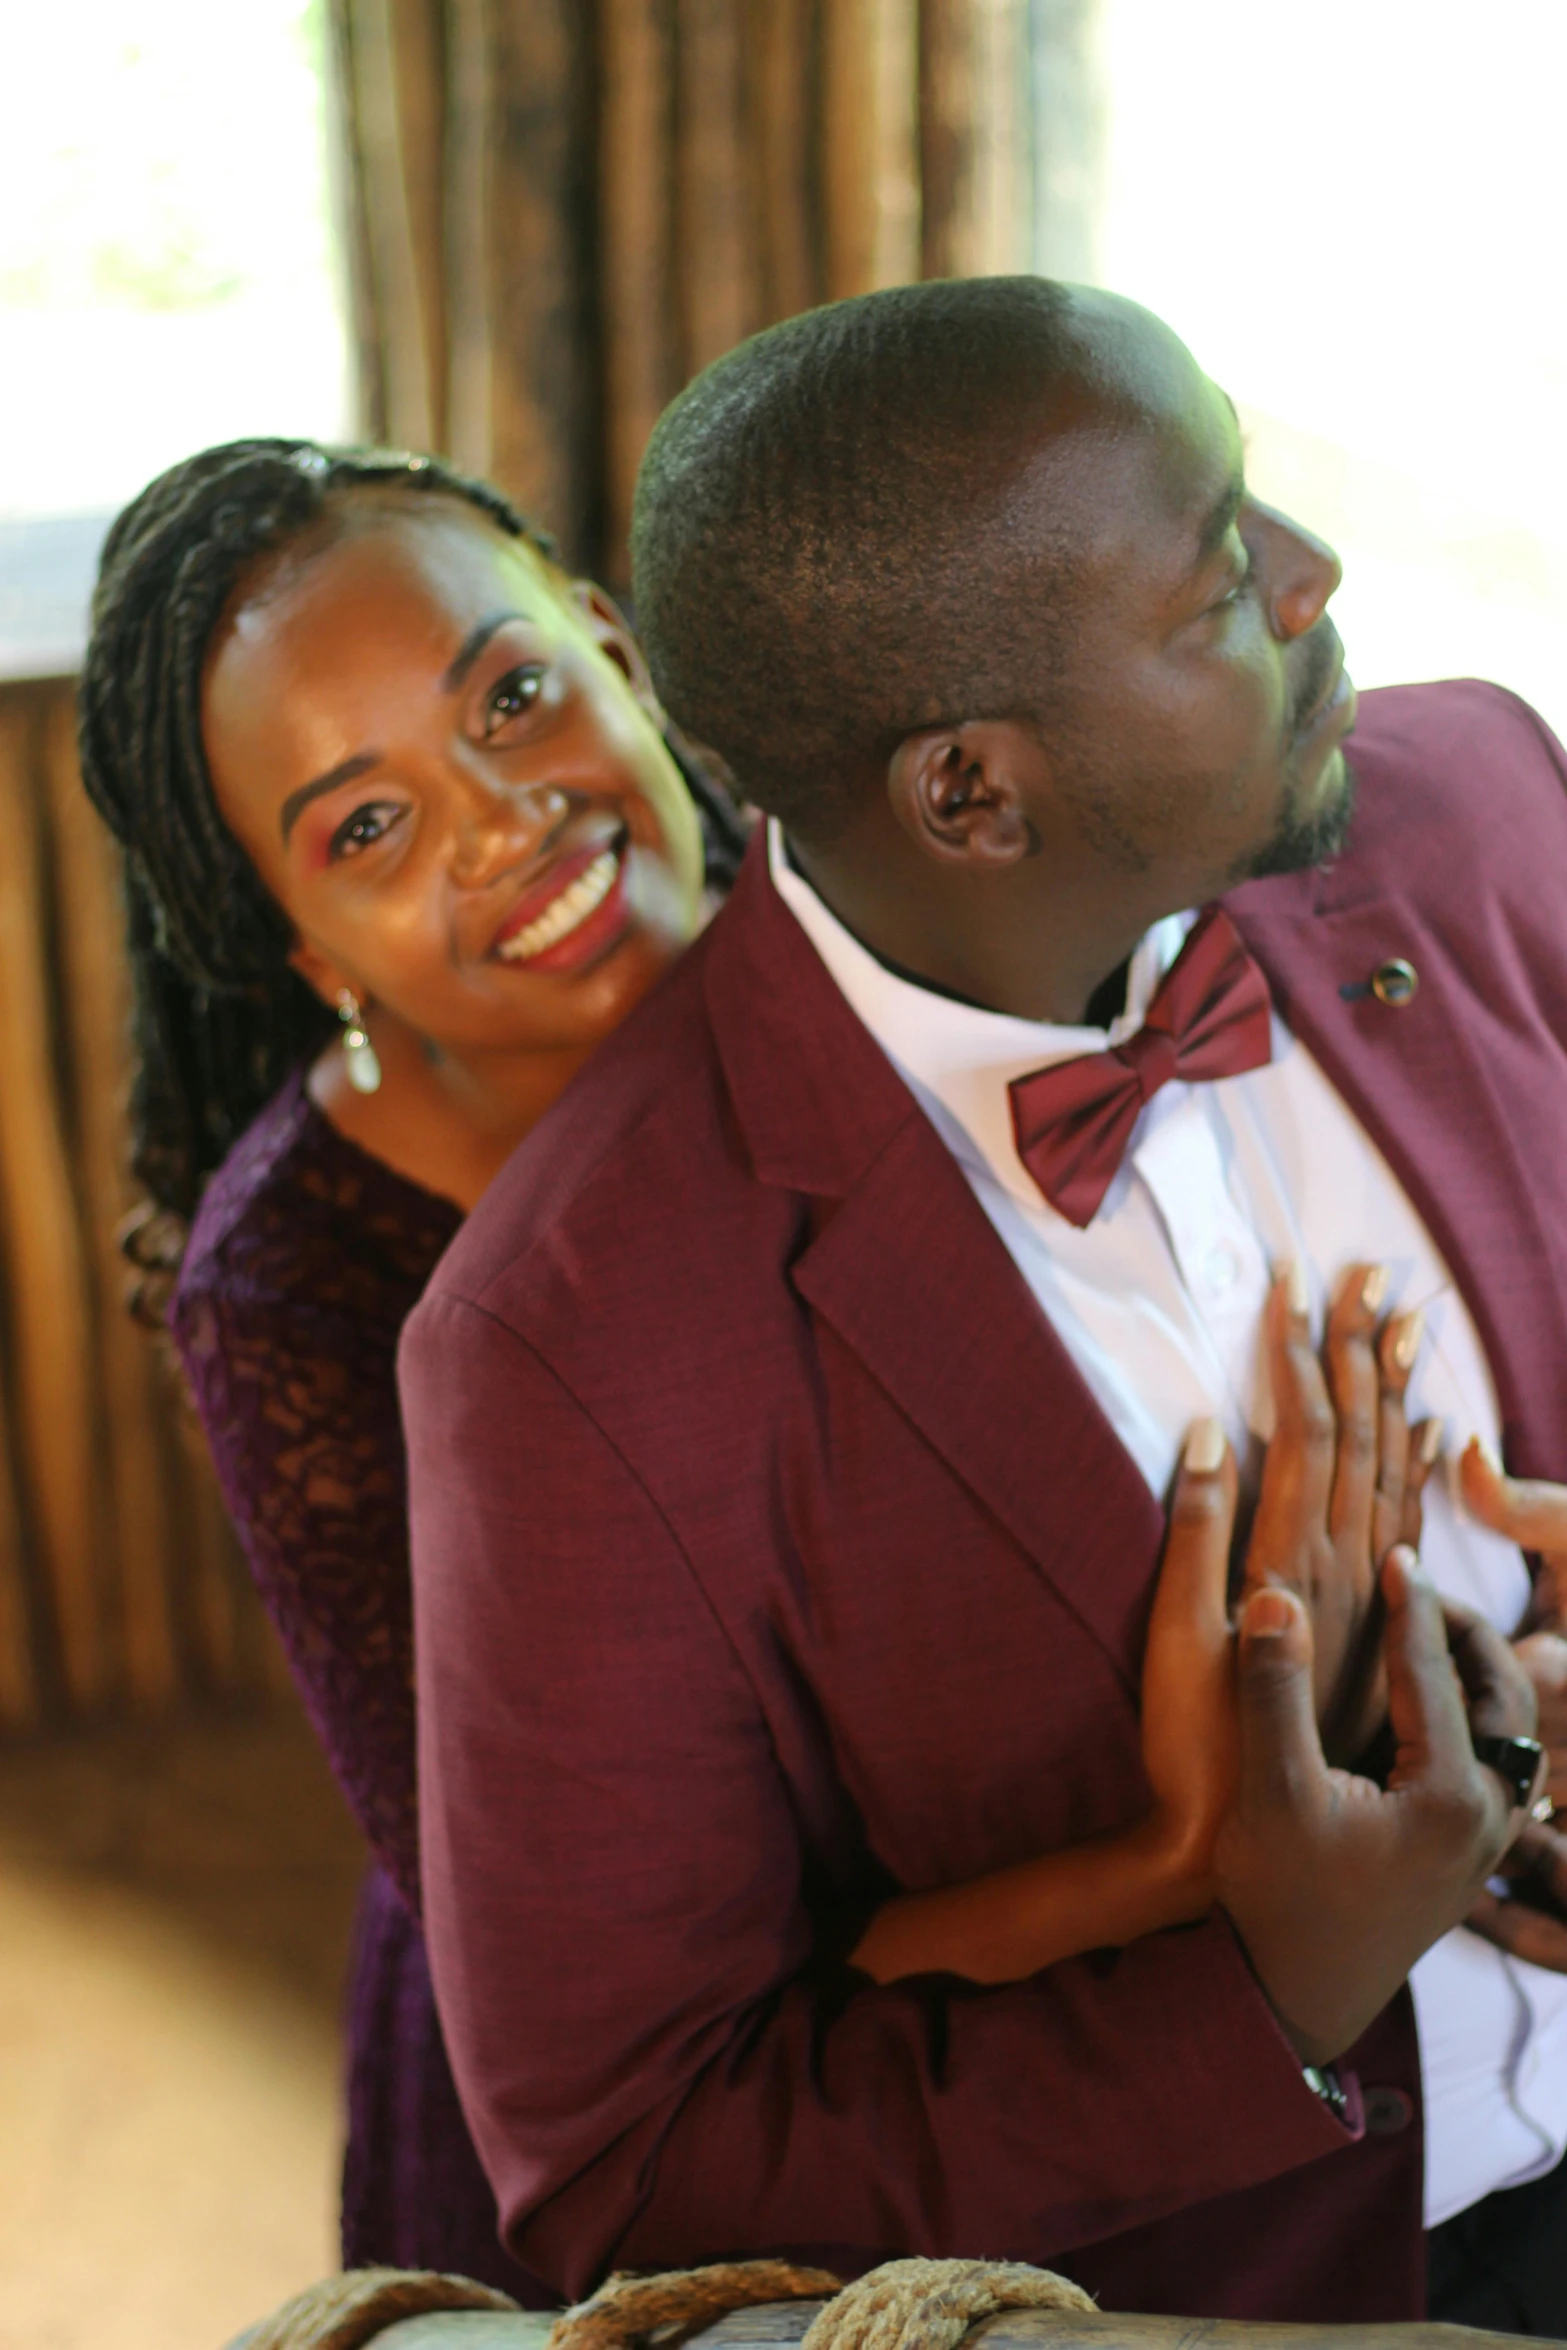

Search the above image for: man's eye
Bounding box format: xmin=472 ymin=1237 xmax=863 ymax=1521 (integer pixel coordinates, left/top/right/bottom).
xmin=483 ymin=663 xmax=547 ymax=735
xmin=329 ymin=801 xmax=406 ymax=860
xmin=1213 ymin=557 xmax=1252 ymax=611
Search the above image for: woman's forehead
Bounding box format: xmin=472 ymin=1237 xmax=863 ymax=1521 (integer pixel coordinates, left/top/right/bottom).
xmin=224 ymin=492 xmax=562 ymax=660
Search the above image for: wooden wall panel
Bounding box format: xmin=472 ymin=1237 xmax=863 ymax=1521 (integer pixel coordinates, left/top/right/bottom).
xmin=0 ymin=680 xmax=284 ymax=1732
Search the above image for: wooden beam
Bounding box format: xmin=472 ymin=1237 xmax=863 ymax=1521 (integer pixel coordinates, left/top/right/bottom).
xmin=371 ymin=2300 xmax=1550 ymax=2350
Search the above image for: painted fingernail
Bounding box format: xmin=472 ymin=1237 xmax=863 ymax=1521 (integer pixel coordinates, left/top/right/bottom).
xmin=1393 ymin=1309 xmax=1425 ymax=1371
xmin=1185 ymin=1416 xmax=1226 ymax=1475
xmin=1279 ymin=1259 xmax=1308 ymax=1315
xmin=1361 ymin=1263 xmax=1390 ymax=1314
xmin=1419 ymin=1417 xmax=1443 ymax=1465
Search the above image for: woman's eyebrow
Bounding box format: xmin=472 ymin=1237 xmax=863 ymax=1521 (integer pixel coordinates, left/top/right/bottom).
xmin=441 ymin=609 xmax=520 ymax=693
xmin=280 ymin=752 xmax=381 ymax=844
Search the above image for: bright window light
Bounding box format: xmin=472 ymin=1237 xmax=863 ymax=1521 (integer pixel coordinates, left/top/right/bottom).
xmin=1091 ymin=0 xmax=1567 ymax=745
xmin=0 ymin=0 xmax=351 ymax=673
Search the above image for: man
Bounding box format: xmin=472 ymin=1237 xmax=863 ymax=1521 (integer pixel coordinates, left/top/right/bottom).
xmin=402 ymin=281 xmax=1567 ymax=2328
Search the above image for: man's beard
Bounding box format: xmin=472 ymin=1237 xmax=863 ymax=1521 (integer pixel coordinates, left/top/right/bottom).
xmin=1233 ymin=751 xmax=1357 ymax=883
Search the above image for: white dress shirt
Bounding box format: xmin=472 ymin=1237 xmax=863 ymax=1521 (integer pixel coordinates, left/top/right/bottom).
xmin=769 ymin=821 xmax=1567 ymax=2227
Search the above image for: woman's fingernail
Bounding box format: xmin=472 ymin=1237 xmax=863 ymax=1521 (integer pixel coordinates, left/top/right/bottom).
xmin=1279 ymin=1259 xmax=1308 ymax=1315
xmin=1393 ymin=1308 xmax=1425 ymax=1371
xmin=1185 ymin=1417 xmax=1226 ymax=1475
xmin=1419 ymin=1417 xmax=1443 ymax=1465
xmin=1246 ymin=1587 xmax=1295 ymax=1637
xmin=1361 ymin=1263 xmax=1390 ymax=1314
xmin=1473 ymin=1438 xmax=1503 ymax=1477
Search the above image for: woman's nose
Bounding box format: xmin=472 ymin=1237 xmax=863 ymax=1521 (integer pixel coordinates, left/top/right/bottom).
xmin=1251 ymin=501 xmax=1343 ymax=642
xmin=448 ymin=776 xmax=568 ymax=887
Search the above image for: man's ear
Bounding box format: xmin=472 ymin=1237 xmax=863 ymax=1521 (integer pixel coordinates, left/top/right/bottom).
xmin=568 ymin=580 xmax=666 ymax=727
xmin=886 ymin=721 xmax=1042 ymax=867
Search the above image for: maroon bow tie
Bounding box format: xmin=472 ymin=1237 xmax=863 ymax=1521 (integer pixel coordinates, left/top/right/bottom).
xmin=1008 ymin=907 xmax=1273 ymax=1228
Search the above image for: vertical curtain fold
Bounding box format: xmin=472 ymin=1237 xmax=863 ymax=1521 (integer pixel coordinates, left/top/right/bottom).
xmin=0 ymin=1 xmax=1074 ymax=1729
xmin=0 ymin=679 xmax=290 ymax=1730
xmin=330 ymin=0 xmax=1040 ymax=584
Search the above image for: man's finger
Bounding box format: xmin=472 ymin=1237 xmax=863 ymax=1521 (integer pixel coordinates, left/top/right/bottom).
xmin=1467 ymin=1887 xmax=1567 ymax=1973
xmin=1460 ymin=1439 xmax=1567 ymax=1558
xmin=1383 ymin=1547 xmax=1477 ymax=1790
xmin=1233 ymin=1582 xmax=1324 ymax=1817
xmin=1444 ymin=1603 xmax=1540 ymax=1742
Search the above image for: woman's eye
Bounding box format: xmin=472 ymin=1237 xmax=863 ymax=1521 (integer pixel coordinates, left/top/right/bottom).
xmin=329 ymin=801 xmax=407 ymax=860
xmin=483 ymin=663 xmax=547 ymax=735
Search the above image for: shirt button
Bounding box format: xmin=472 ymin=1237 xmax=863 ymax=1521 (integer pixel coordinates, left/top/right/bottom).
xmin=1363 ymin=2085 xmax=1414 ymax=2136
xmin=1203 ymin=1243 xmax=1240 ymax=1294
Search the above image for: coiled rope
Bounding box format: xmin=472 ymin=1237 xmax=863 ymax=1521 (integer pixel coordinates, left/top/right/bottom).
xmin=231 ymin=2255 xmax=1096 ymax=2350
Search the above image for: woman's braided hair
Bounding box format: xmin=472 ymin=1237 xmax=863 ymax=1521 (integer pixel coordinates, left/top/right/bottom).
xmin=78 ymin=437 xmax=748 ymax=1304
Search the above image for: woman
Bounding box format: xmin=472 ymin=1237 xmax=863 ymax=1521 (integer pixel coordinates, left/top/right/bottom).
xmin=79 ymin=438 xmax=745 ymax=2298
xmin=77 ymin=436 xmax=1436 ymax=2297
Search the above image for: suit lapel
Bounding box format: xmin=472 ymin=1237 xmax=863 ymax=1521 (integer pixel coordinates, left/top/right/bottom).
xmin=1229 ymin=868 xmax=1567 ymax=1477
xmin=705 ymin=836 xmax=1164 ymax=1687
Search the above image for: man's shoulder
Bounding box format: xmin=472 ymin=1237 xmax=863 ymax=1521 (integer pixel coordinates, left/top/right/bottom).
xmin=413 ymin=916 xmax=788 ymax=1347
xmin=1344 ymin=677 xmax=1565 ymax=839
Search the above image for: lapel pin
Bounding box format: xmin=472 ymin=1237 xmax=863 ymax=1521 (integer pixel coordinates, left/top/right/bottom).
xmin=1339 ymin=957 xmax=1419 ymax=1007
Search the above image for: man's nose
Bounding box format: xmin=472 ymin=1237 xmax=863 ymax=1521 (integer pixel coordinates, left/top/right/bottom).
xmin=449 ymin=773 xmax=567 ymax=887
xmin=1250 ymin=501 xmax=1343 ymax=643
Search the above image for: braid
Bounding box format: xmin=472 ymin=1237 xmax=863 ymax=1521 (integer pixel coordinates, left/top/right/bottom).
xmin=78 ymin=437 xmax=744 ymax=1291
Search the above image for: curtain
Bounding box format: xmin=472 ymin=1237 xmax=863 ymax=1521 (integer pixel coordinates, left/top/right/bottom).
xmin=0 ymin=3 xmax=1056 ymax=1726
xmin=330 ymin=0 xmax=1039 ymax=583
xmin=0 ymin=679 xmax=288 ymax=1730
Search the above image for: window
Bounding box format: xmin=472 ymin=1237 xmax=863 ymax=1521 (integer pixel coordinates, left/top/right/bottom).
xmin=0 ymin=0 xmax=351 ymax=678
xmin=1083 ymin=0 xmax=1567 ymax=744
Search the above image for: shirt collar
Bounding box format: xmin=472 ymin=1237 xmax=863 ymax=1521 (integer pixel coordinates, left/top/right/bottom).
xmin=766 ymin=819 xmax=1195 ymax=1203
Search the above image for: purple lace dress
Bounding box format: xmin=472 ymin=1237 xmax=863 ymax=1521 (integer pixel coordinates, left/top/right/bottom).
xmin=171 ymin=1070 xmax=548 ymax=2300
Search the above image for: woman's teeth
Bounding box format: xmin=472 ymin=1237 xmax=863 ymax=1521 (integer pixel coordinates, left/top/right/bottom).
xmin=498 ymin=845 xmax=621 ymax=962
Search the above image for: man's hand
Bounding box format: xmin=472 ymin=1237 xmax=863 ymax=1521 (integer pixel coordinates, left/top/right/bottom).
xmin=1467 ymin=1821 xmax=1567 ymax=1971
xmin=1242 ymin=1263 xmax=1437 ymax=1762
xmin=1215 ymin=1549 xmax=1530 ymax=2065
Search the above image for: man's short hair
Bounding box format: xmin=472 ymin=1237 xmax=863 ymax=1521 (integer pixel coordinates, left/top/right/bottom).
xmin=631 ymin=276 xmax=1091 ymax=838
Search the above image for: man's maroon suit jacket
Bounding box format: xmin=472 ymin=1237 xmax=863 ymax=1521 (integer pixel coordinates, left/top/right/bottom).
xmin=403 ymin=682 xmax=1567 ymax=2323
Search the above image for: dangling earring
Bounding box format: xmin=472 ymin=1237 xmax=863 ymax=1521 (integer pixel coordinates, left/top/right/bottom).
xmin=335 ymin=989 xmax=383 ymax=1095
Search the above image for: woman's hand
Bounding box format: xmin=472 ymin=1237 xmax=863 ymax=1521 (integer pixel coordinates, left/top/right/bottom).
xmin=1460 ymin=1439 xmax=1567 ymax=1806
xmin=1139 ymin=1417 xmax=1241 ymax=1892
xmin=1141 ymin=1261 xmax=1440 ymax=1877
xmin=1454 ymin=1439 xmax=1567 ymax=1968
xmin=1241 ymin=1262 xmax=1439 ymax=1764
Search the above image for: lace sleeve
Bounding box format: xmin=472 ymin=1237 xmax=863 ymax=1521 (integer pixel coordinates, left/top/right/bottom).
xmin=172 ymin=1276 xmax=423 ymax=1911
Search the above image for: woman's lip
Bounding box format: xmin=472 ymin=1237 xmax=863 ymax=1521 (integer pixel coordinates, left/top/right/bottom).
xmin=507 ymin=849 xmax=632 ymax=975
xmin=492 ymin=832 xmax=617 ymax=955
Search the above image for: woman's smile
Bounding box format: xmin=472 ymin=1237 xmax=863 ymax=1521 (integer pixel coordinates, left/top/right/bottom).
xmin=493 ymin=825 xmax=630 ymax=970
